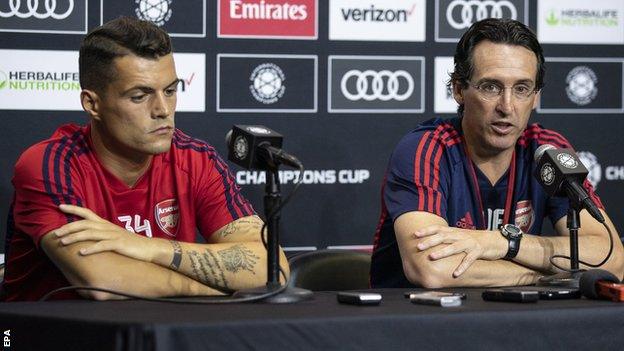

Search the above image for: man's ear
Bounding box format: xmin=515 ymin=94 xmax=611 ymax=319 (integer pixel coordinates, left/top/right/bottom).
xmin=80 ymin=89 xmax=102 ymax=121
xmin=452 ymin=81 xmax=464 ymax=105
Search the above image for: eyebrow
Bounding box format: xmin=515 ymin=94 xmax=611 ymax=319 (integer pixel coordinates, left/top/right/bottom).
xmin=123 ymin=78 xmax=180 ymax=95
xmin=476 ymin=78 xmax=535 ymax=85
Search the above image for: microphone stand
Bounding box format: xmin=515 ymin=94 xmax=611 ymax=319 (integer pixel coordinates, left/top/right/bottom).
xmin=537 ymin=192 xmax=585 ymax=288
xmin=233 ymin=159 xmax=313 ymax=303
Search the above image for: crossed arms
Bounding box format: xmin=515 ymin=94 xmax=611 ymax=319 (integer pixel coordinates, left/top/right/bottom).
xmin=41 ymin=205 xmax=287 ymax=300
xmin=395 ymin=210 xmax=624 ymax=288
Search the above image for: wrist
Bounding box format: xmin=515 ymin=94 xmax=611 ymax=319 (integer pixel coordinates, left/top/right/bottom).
xmin=493 ymin=230 xmax=508 ymax=259
xmin=482 ymin=230 xmax=508 ymax=260
xmin=149 ymin=237 xmax=173 ymax=265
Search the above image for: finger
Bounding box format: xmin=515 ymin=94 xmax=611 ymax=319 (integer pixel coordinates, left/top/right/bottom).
xmin=59 ymin=230 xmax=112 ymax=245
xmin=453 ymin=251 xmax=479 ymax=277
xmin=54 ymin=220 xmax=106 ymax=237
xmin=413 ymin=225 xmax=445 ymax=238
xmin=429 ymin=241 xmax=468 ymax=260
xmin=79 ymin=240 xmax=117 ymax=256
xmin=59 ymin=204 xmax=102 ymax=222
xmin=417 ymin=232 xmax=459 ymax=251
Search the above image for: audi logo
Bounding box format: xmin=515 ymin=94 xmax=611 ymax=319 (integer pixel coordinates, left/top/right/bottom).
xmin=446 ymin=0 xmax=517 ymax=30
xmin=340 ymin=70 xmax=414 ymax=102
xmin=0 ymin=0 xmax=75 ymax=20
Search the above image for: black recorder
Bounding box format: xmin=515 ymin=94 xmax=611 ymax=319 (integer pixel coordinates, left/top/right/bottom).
xmin=482 ymin=289 xmax=539 ymax=303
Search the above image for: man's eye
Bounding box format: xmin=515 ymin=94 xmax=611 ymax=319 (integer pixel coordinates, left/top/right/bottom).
xmin=131 ymin=94 xmax=147 ymax=102
xmin=165 ymin=88 xmax=177 ymax=96
xmin=480 ymin=83 xmax=500 ymax=93
xmin=514 ymin=85 xmax=530 ymax=94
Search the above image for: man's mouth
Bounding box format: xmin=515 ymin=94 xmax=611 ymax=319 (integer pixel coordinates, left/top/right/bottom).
xmin=151 ymin=126 xmax=173 ymax=134
xmin=491 ymin=121 xmax=513 ymax=135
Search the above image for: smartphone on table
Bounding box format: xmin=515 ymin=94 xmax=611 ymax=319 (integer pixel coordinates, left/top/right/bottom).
xmin=409 ymin=291 xmax=463 ymax=307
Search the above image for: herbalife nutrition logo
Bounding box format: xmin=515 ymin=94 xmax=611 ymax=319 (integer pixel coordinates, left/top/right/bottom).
xmin=546 ymin=8 xmax=619 ymax=27
xmin=0 ymin=71 xmax=80 ymax=91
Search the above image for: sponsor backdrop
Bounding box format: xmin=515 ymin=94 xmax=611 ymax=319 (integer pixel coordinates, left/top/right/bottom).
xmin=1 ymin=0 xmax=624 ymax=260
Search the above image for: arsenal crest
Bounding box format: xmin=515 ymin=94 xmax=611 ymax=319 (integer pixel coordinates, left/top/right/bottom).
xmin=155 ymin=199 xmax=179 ymax=237
xmin=514 ymin=200 xmax=535 ymax=233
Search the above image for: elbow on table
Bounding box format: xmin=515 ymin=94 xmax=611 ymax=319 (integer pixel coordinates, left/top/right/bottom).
xmin=73 ymin=272 xmax=128 ymax=301
xmin=402 ymin=254 xmax=453 ymax=289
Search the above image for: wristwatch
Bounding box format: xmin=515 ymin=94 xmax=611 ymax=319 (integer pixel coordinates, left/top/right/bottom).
xmin=499 ymin=224 xmax=523 ymax=259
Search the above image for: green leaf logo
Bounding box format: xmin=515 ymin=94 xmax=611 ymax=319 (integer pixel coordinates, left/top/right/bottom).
xmin=546 ymin=10 xmax=559 ymax=26
xmin=0 ymin=71 xmax=7 ymax=90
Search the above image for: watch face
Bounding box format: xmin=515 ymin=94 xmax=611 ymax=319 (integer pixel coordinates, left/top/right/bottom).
xmin=504 ymin=224 xmax=522 ymax=237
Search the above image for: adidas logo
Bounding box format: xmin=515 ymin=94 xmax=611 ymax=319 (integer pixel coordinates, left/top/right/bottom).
xmin=456 ymin=212 xmax=475 ymax=229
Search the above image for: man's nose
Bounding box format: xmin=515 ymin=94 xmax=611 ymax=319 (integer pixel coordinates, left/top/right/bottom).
xmin=496 ymin=88 xmax=514 ymax=115
xmin=152 ymin=93 xmax=171 ymax=119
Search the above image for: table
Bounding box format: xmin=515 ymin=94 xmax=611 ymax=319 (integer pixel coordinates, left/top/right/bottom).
xmin=1 ymin=289 xmax=623 ymax=351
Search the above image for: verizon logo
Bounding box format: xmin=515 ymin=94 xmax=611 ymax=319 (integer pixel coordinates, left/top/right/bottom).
xmin=229 ymin=0 xmax=308 ymax=20
xmin=341 ymin=4 xmax=416 ymax=22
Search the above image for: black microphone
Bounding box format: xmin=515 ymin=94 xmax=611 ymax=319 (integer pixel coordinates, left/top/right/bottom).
xmin=579 ymin=269 xmax=623 ymax=301
xmin=226 ymin=125 xmax=302 ymax=170
xmin=533 ymin=144 xmax=605 ymax=223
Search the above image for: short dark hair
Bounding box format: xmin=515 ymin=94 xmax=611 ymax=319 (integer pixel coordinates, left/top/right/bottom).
xmin=79 ymin=16 xmax=172 ymax=93
xmin=449 ymin=18 xmax=545 ymax=114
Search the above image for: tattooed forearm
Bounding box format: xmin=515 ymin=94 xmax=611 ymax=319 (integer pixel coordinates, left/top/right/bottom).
xmin=218 ymin=244 xmax=260 ymax=274
xmin=186 ymin=249 xmax=230 ymax=291
xmin=169 ymin=241 xmax=183 ymax=270
xmin=218 ymin=217 xmax=263 ymax=239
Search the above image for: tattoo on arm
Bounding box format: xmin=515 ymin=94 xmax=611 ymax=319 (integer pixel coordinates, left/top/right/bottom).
xmin=183 ymin=244 xmax=260 ymax=290
xmin=218 ymin=244 xmax=260 ymax=274
xmin=218 ymin=218 xmax=263 ymax=239
xmin=169 ymin=241 xmax=183 ymax=270
xmin=186 ymin=249 xmax=230 ymax=291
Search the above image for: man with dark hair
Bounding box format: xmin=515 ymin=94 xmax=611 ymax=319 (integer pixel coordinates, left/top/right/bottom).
xmin=2 ymin=17 xmax=287 ymax=301
xmin=371 ymin=18 xmax=623 ymax=288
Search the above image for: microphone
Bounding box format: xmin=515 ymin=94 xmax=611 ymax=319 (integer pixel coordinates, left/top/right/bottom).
xmin=226 ymin=125 xmax=302 ymax=170
xmin=533 ymin=144 xmax=605 ymax=223
xmin=579 ymin=269 xmax=624 ymax=301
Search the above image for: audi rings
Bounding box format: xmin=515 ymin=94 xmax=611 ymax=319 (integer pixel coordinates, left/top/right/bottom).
xmin=446 ymin=0 xmax=517 ymax=30
xmin=340 ymin=70 xmax=414 ymax=102
xmin=0 ymin=0 xmax=74 ymax=20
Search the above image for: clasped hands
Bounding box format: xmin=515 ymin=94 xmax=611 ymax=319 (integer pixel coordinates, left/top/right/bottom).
xmin=52 ymin=204 xmax=156 ymax=263
xmin=414 ymin=225 xmax=507 ymax=277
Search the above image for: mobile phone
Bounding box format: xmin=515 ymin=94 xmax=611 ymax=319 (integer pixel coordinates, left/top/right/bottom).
xmin=409 ymin=291 xmax=462 ymax=307
xmin=404 ymin=291 xmax=466 ymax=300
xmin=482 ymin=289 xmax=539 ymax=303
xmin=505 ymin=286 xmax=581 ymax=300
xmin=337 ymin=291 xmax=382 ymax=305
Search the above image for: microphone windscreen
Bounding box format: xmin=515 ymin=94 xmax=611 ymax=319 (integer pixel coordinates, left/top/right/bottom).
xmin=579 ymin=269 xmax=620 ymax=299
xmin=534 ymin=144 xmax=556 ymax=162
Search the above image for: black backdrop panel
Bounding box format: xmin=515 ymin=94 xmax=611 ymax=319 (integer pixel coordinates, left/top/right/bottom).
xmin=1 ymin=0 xmax=623 ymax=262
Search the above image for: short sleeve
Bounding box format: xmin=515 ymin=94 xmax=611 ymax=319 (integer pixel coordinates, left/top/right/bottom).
xmin=384 ymin=130 xmax=451 ymax=222
xmin=12 ymin=142 xmax=85 ymax=248
xmin=194 ymin=148 xmax=255 ymax=238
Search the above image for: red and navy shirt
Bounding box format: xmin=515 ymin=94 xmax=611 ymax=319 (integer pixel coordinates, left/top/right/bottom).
xmin=370 ymin=117 xmax=603 ymax=288
xmin=3 ymin=124 xmax=254 ymax=301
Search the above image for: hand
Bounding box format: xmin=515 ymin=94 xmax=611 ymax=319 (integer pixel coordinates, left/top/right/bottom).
xmin=53 ymin=204 xmax=156 ymax=263
xmin=414 ymin=225 xmax=505 ymax=277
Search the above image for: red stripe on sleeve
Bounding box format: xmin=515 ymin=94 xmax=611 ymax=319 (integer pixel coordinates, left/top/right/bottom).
xmin=423 ymin=129 xmax=439 ymax=213
xmin=414 ymin=131 xmax=431 ymax=211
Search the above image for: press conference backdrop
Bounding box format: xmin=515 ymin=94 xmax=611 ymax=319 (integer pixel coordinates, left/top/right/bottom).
xmin=1 ymin=0 xmax=624 ymax=258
